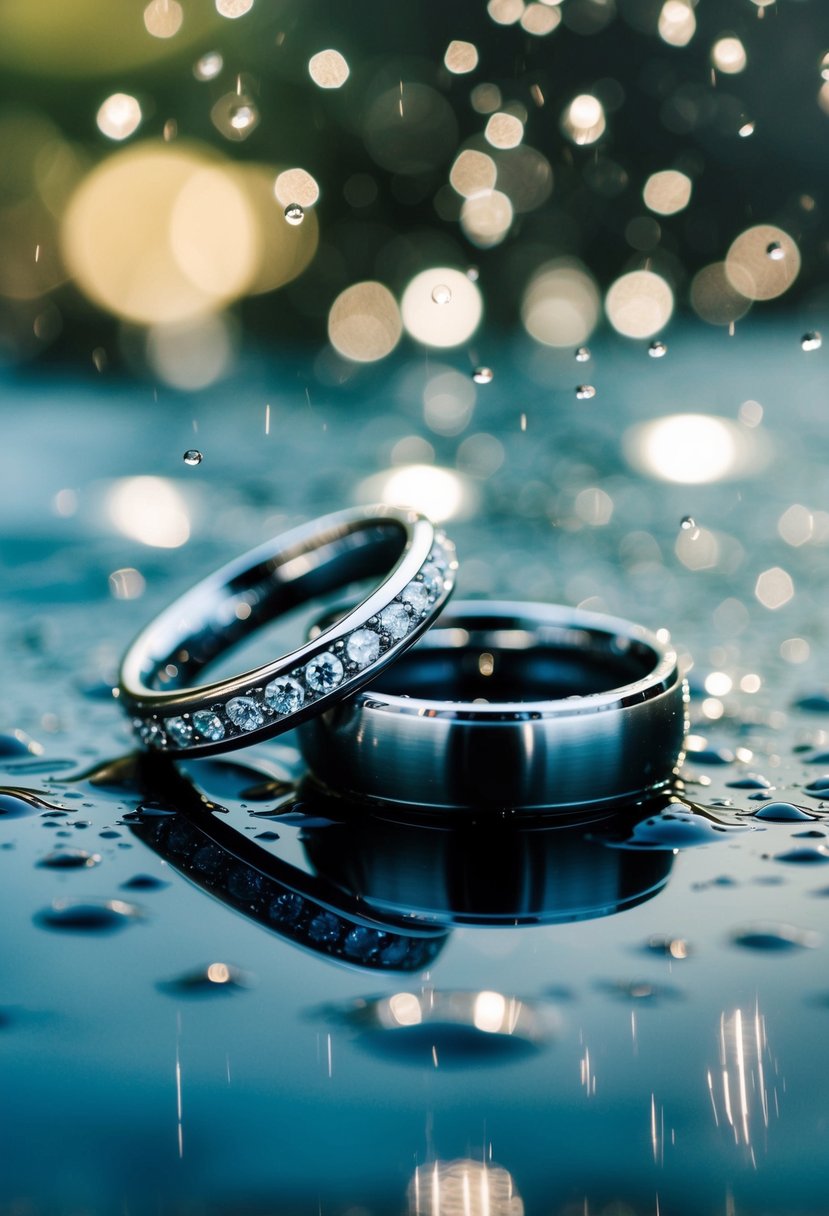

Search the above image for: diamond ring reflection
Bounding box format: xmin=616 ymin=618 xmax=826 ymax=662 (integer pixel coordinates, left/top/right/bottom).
xmin=299 ymin=600 xmax=688 ymax=811
xmin=118 ymin=505 xmax=456 ymax=757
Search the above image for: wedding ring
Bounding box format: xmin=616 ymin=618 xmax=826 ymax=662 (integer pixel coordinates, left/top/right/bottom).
xmin=298 ymin=601 xmax=688 ymax=812
xmin=118 ymin=506 xmax=456 ymax=757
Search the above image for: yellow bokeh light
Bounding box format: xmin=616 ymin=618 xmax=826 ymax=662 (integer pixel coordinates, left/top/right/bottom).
xmin=484 ymin=112 xmax=524 ymax=150
xmin=358 ymin=464 xmax=476 ymax=523
xmin=388 ymin=992 xmax=422 ymax=1026
xmin=473 ymin=991 xmax=508 ymax=1034
xmin=487 ymin=0 xmax=525 ymax=25
xmin=143 ymin=0 xmax=183 ymax=38
xmin=755 ymin=567 xmax=794 ymax=610
xmin=107 ymin=477 xmax=190 ymax=548
xmin=605 ymin=270 xmax=673 ymax=339
xmin=308 ymin=49 xmax=350 ymax=88
xmin=725 ymin=224 xmax=801 ymax=301
xmin=216 ymin=0 xmax=253 ymax=17
xmin=625 ymin=413 xmax=770 ymax=484
xmin=327 ymin=281 xmax=402 ymax=362
xmin=521 ymin=3 xmax=561 ymax=34
xmin=449 ymin=149 xmax=497 ymax=198
xmin=658 ymin=0 xmax=696 ymax=47
xmin=521 ymin=259 xmax=600 ymax=348
xmin=712 ymin=36 xmax=747 ymax=73
xmin=401 ymin=267 xmax=483 ymax=347
xmin=643 ymin=169 xmax=692 ymax=215
xmin=237 ymin=164 xmax=319 ymax=296
xmin=690 ymin=262 xmax=751 ymax=326
xmin=409 ymin=1160 xmax=524 ymax=1216
xmin=444 ymin=40 xmax=479 ymax=74
xmin=460 ymin=190 xmax=513 ymax=248
xmin=96 ymin=94 xmax=142 ymax=141
xmin=561 ymin=94 xmax=606 ymax=145
xmin=61 ymin=142 xmax=259 ymax=325
xmin=147 ymin=314 xmax=236 ymax=390
xmin=273 ymin=167 xmax=320 ymax=208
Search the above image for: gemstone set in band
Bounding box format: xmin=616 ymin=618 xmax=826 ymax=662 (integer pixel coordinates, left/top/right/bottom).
xmin=119 ymin=507 xmax=456 ymax=757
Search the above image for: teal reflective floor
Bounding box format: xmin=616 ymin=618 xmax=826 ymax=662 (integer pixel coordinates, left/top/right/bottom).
xmin=3 ymin=323 xmax=829 ymax=1214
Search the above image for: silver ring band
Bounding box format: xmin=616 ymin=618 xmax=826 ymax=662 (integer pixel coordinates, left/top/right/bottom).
xmin=118 ymin=505 xmax=456 ymax=757
xmin=298 ymin=600 xmax=688 ymax=812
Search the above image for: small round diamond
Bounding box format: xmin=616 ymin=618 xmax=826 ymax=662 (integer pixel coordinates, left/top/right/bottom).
xmin=419 ymin=562 xmax=444 ymax=596
xmin=226 ymin=696 xmax=264 ymax=731
xmin=305 ymin=651 xmax=344 ymax=692
xmin=401 ymin=581 xmax=430 ymax=611
xmin=264 ymin=675 xmax=306 ymax=715
xmin=193 ymin=710 xmax=225 ymax=742
xmin=379 ymin=602 xmax=411 ymax=640
xmin=346 ymin=628 xmax=381 ymax=668
xmin=165 ymin=716 xmax=193 ymax=747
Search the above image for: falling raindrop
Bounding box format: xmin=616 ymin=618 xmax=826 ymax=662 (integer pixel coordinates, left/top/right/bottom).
xmin=575 ymin=346 xmax=591 ymax=362
xmin=648 ymin=339 xmax=668 ymax=358
xmin=431 ymin=283 xmax=452 ymax=305
xmin=228 ymin=102 xmax=257 ymax=131
xmin=37 ymin=849 xmax=101 ymax=869
xmin=472 ymin=367 xmax=493 ymax=384
xmin=575 ymin=384 xmax=596 ymax=400
xmin=680 ymin=516 xmax=698 ymax=536
xmin=194 ymin=51 xmax=223 ymax=81
xmin=183 ymin=449 xmax=203 ymax=466
xmin=801 ymin=331 xmax=822 ymax=352
xmin=35 ymin=898 xmax=142 ymax=933
xmin=284 ymin=203 xmax=304 ymax=226
xmin=766 ymin=241 xmax=784 ymax=261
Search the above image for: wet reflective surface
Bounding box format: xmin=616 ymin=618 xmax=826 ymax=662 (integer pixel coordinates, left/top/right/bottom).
xmin=4 ymin=324 xmax=829 ymax=1214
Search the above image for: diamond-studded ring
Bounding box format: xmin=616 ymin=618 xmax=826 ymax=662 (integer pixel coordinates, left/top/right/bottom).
xmin=118 ymin=505 xmax=457 ymax=757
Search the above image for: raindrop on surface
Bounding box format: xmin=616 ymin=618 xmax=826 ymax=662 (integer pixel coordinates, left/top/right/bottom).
xmin=35 ymin=898 xmax=142 ymax=933
xmin=183 ymin=449 xmax=203 ymax=466
xmin=801 ymin=331 xmax=822 ymax=352
xmin=431 ymin=283 xmax=452 ymax=305
xmin=648 ymin=339 xmax=668 ymax=358
xmin=766 ymin=241 xmax=785 ymax=261
xmin=37 ymin=849 xmax=101 ymax=869
xmin=645 ymin=934 xmax=691 ymax=959
xmin=575 ymin=384 xmax=596 ymax=400
xmin=804 ymin=776 xmax=829 ymax=798
xmin=228 ymin=102 xmax=257 ymax=131
xmin=0 ymin=731 xmax=43 ymax=758
xmin=774 ymin=847 xmax=829 ymax=865
xmin=159 ymin=962 xmax=252 ymax=995
xmin=284 ymin=203 xmax=304 ymax=226
xmin=726 ymin=774 xmax=772 ymax=790
xmin=0 ymin=790 xmax=60 ymax=819
xmin=575 ymin=346 xmax=591 ymax=362
xmin=120 ymin=873 xmax=169 ymax=890
xmin=731 ymin=921 xmax=820 ymax=951
xmin=472 ymin=367 xmax=494 ymax=384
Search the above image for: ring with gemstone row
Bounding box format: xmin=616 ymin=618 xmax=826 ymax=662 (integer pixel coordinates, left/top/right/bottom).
xmin=118 ymin=505 xmax=457 ymax=757
xmin=298 ymin=601 xmax=688 ymax=812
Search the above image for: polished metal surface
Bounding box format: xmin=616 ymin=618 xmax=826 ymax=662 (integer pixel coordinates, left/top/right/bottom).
xmin=299 ymin=601 xmax=688 ymax=812
xmin=118 ymin=505 xmax=456 ymax=757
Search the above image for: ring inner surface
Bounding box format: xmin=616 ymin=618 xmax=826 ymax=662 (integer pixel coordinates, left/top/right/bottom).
xmin=365 ymin=624 xmax=658 ymax=702
xmin=143 ymin=519 xmax=407 ymax=691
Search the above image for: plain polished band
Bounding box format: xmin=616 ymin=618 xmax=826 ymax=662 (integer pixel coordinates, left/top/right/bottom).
xmin=118 ymin=505 xmax=456 ymax=757
xmin=298 ymin=601 xmax=688 ymax=812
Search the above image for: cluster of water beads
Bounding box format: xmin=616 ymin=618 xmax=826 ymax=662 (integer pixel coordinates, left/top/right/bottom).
xmin=284 ymin=203 xmax=304 ymax=226
xmin=183 ymin=449 xmax=203 ymax=466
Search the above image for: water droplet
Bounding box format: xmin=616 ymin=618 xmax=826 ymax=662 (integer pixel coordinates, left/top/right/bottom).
xmin=688 ymin=746 xmax=735 ymax=765
xmin=575 ymin=346 xmax=591 ymax=362
xmin=159 ymin=962 xmax=252 ymax=996
xmin=284 ymin=203 xmax=304 ymax=226
xmin=431 ymin=283 xmax=452 ymax=305
xmin=774 ymin=847 xmax=829 ymax=864
xmin=183 ymin=449 xmax=203 ymax=466
xmin=804 ymin=776 xmax=829 ymax=798
xmin=194 ymin=50 xmax=223 ymax=81
xmin=38 ymin=849 xmax=101 ymax=869
xmin=120 ymin=873 xmax=169 ymax=890
xmin=466 ymin=266 xmax=479 ymax=281
xmin=645 ymin=935 xmax=691 ymax=959
xmin=726 ymin=774 xmax=772 ymax=790
xmin=766 ymin=241 xmax=785 ymax=261
xmin=648 ymin=339 xmax=668 ymax=358
xmin=254 ymin=830 xmax=280 ymax=841
xmin=794 ymin=693 xmax=829 ymax=713
xmin=679 ymin=516 xmax=698 ymax=538
xmin=620 ymin=807 xmax=747 ymax=850
xmin=472 ymin=366 xmax=493 ymax=384
xmin=36 ymin=898 xmax=142 ymax=933
xmin=575 ymin=384 xmax=596 ymax=400
xmin=0 ymin=730 xmax=43 ymax=759
xmin=731 ymin=921 xmax=820 ymax=951
xmin=738 ymin=120 xmax=755 ymax=137
xmin=801 ymin=331 xmax=822 ymax=352
xmin=229 ymin=101 xmax=257 ymax=130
